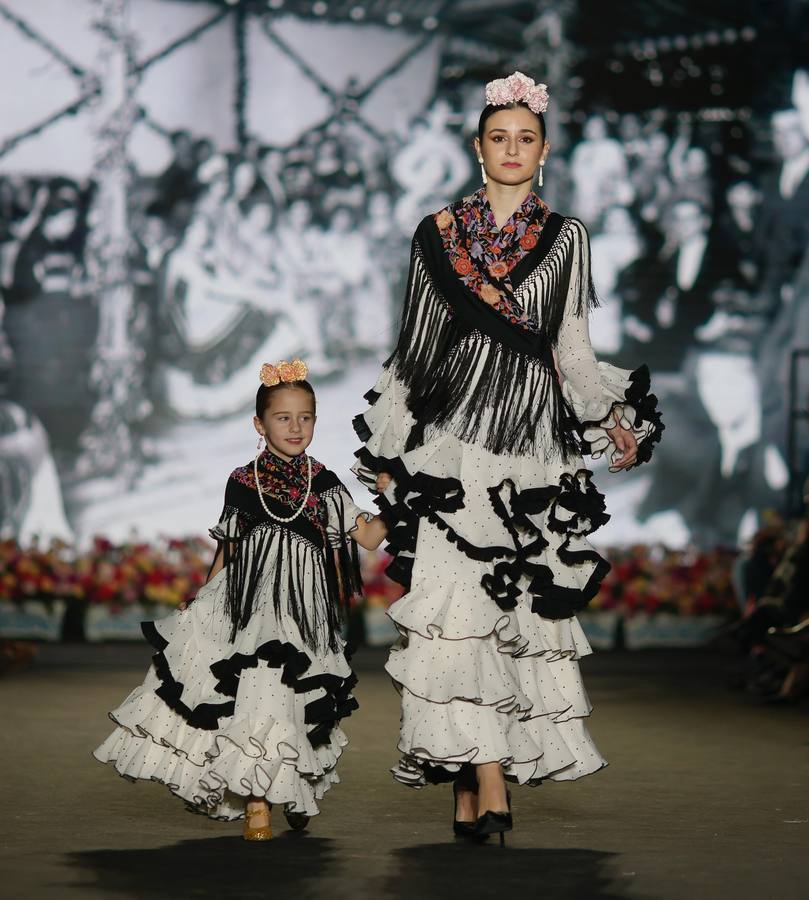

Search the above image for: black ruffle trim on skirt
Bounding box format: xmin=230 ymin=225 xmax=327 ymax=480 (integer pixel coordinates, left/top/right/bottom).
xmin=141 ymin=621 xmax=357 ymax=746
xmin=353 ymin=402 xmax=613 ymax=621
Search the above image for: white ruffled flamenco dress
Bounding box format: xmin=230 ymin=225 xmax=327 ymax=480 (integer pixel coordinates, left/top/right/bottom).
xmin=353 ymin=211 xmax=663 ymax=788
xmin=94 ymin=468 xmax=369 ymax=820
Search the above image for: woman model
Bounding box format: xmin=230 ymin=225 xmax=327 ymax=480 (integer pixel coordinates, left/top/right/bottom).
xmin=354 ymin=72 xmax=663 ymax=845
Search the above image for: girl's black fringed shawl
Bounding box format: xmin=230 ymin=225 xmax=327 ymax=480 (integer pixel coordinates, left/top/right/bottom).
xmin=386 ymin=211 xmax=599 ymax=458
xmin=209 ymin=456 xmax=363 ymax=653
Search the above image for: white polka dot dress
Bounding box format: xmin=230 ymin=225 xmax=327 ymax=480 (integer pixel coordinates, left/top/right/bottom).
xmin=94 ymin=477 xmax=369 ymax=820
xmin=352 ymin=208 xmax=663 ymax=787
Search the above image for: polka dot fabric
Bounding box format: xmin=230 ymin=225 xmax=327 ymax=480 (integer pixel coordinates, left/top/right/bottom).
xmin=94 ymin=490 xmax=370 ymax=820
xmin=352 ymin=216 xmax=662 ymax=788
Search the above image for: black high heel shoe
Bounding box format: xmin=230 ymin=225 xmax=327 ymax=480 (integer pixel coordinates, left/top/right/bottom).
xmin=283 ymin=806 xmax=310 ymax=832
xmin=474 ymin=790 xmax=512 ymax=847
xmin=452 ymin=773 xmax=478 ymax=839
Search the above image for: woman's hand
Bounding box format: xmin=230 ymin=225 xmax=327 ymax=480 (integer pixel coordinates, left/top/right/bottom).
xmin=179 ymin=597 xmax=194 ymax=612
xmin=375 ymin=472 xmax=392 ymax=492
xmin=606 ymin=424 xmax=638 ymax=471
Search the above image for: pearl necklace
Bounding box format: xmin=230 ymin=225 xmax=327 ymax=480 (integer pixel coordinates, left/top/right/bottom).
xmin=253 ymin=450 xmax=312 ymax=523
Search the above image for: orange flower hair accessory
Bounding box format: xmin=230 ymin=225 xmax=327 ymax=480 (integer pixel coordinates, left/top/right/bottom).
xmin=259 ymin=358 xmax=308 ymax=387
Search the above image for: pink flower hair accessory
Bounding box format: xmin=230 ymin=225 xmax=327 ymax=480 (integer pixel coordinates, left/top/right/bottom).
xmin=485 ymin=71 xmax=549 ymax=115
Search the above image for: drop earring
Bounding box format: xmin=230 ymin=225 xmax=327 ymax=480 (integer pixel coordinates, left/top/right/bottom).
xmin=537 ymin=163 xmax=544 ymax=188
xmin=478 ymin=157 xmax=487 ymax=186
xmin=256 ymin=434 xmax=265 ymax=450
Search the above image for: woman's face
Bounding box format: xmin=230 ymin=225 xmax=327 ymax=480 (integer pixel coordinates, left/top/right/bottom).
xmin=474 ymin=106 xmax=547 ymax=189
xmin=254 ymin=387 xmax=316 ymax=461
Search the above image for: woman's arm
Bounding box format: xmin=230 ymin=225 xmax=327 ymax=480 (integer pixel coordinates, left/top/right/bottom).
xmin=556 ymin=222 xmax=638 ymax=470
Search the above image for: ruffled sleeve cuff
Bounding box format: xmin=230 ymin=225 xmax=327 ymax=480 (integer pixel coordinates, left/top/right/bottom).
xmin=351 ymin=366 xmax=415 ymax=492
xmin=208 ymin=505 xmax=253 ymax=543
xmin=562 ymin=363 xmax=663 ymax=471
xmin=323 ymin=487 xmax=375 ymax=548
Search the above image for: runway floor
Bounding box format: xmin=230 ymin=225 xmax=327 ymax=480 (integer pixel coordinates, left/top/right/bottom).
xmin=1 ymin=643 xmax=807 ymax=900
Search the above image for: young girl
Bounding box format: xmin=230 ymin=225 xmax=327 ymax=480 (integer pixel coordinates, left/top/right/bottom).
xmin=94 ymin=359 xmax=388 ymax=840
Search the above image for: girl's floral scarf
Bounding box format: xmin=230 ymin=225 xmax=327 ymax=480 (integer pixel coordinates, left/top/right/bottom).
xmin=433 ymin=187 xmax=551 ymax=333
xmin=230 ymin=447 xmax=328 ymax=541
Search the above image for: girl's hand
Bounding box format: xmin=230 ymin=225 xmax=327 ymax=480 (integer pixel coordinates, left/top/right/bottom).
xmin=375 ymin=472 xmax=392 ymax=492
xmin=351 ymin=513 xmax=388 ymax=551
xmin=607 ymin=424 xmax=638 ymax=471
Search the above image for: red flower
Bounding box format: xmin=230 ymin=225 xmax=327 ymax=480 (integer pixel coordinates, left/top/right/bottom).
xmin=488 ymin=260 xmax=509 ymax=279
xmin=454 ymin=256 xmax=473 ymax=276
xmin=519 ymin=232 xmax=538 ymax=250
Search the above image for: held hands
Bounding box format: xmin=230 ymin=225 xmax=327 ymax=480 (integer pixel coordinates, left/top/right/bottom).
xmin=375 ymin=472 xmax=393 ymax=492
xmin=606 ymin=424 xmax=638 ymax=471
xmin=351 ymin=512 xmax=388 ymax=551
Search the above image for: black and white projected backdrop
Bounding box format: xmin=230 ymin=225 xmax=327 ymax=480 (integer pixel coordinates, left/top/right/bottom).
xmin=1 ymin=0 xmax=808 ymax=549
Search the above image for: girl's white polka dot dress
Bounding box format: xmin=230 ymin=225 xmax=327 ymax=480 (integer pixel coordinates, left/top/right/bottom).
xmin=94 ymin=456 xmax=370 ymax=820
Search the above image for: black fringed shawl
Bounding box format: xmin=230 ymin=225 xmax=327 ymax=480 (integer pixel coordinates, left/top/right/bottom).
xmin=209 ymin=450 xmax=363 ymax=652
xmin=387 ymin=193 xmax=599 ymax=458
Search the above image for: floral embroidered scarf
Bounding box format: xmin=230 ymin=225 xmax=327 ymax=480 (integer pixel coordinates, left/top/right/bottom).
xmin=433 ymin=187 xmax=551 ymax=333
xmin=230 ymin=447 xmax=328 ymax=542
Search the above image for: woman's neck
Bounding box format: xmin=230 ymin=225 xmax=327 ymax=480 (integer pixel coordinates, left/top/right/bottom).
xmin=485 ymin=180 xmax=534 ymax=228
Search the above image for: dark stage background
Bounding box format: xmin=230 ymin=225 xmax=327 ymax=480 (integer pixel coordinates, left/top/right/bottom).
xmin=1 ymin=0 xmax=808 ymax=549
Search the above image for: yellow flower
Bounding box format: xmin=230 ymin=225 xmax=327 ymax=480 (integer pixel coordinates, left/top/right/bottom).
xmin=259 ymin=363 xmax=281 ymax=387
xmin=435 ymin=209 xmax=454 ymax=230
xmin=479 ymin=283 xmax=502 ymax=306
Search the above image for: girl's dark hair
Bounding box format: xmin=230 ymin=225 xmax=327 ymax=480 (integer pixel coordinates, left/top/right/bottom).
xmin=256 ymin=379 xmax=316 ymax=418
xmin=477 ymin=102 xmax=546 ymax=143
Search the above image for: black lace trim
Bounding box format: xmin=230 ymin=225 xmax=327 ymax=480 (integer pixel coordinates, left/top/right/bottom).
xmin=141 ymin=622 xmax=357 ymax=746
xmin=578 ymin=364 xmax=664 ymax=470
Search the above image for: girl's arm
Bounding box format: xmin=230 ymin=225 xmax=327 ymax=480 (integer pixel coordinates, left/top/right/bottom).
xmin=205 ymin=544 xmax=226 ymax=583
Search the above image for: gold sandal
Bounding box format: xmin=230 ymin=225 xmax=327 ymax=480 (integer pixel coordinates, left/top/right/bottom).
xmin=243 ymin=802 xmax=272 ymax=841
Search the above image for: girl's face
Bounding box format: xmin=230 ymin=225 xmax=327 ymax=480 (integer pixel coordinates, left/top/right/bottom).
xmin=474 ymin=106 xmax=548 ymax=189
xmin=254 ymin=387 xmax=316 ymax=461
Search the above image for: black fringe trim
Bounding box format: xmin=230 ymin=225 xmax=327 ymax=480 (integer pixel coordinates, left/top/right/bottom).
xmin=212 ymin=517 xmax=351 ymax=654
xmin=383 ymin=217 xmax=601 ymax=458
xmin=577 ymin=364 xmax=664 ymax=470
xmin=408 ymin=334 xmax=581 ymax=458
xmin=386 ymin=235 xmax=460 ymax=400
xmin=141 ymin=623 xmax=357 ymax=745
